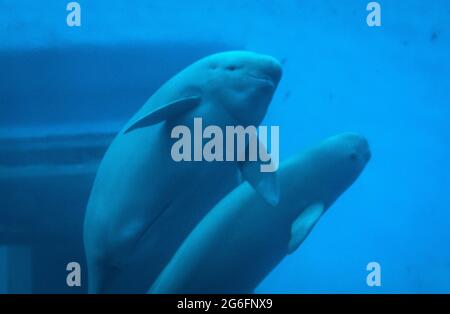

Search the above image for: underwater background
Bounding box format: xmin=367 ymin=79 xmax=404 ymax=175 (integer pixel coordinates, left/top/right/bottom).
xmin=0 ymin=0 xmax=449 ymax=293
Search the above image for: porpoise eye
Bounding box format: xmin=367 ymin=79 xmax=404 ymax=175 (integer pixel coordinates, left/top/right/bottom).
xmin=350 ymin=152 xmax=358 ymax=161
xmin=210 ymin=64 xmax=217 ymax=70
xmin=226 ymin=65 xmax=237 ymax=71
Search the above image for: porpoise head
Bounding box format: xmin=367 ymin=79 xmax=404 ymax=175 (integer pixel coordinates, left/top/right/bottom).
xmin=282 ymin=132 xmax=371 ymax=214
xmin=183 ymin=50 xmax=282 ymax=125
xmin=309 ymin=132 xmax=371 ymax=207
xmin=124 ymin=51 xmax=282 ymax=133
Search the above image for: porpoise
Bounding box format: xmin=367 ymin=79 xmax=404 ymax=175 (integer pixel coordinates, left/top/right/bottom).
xmin=150 ymin=133 xmax=371 ymax=293
xmin=84 ymin=51 xmax=282 ymax=293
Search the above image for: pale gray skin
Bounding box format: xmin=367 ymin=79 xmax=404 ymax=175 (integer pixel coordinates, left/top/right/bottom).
xmin=84 ymin=51 xmax=282 ymax=293
xmin=150 ymin=133 xmax=371 ymax=294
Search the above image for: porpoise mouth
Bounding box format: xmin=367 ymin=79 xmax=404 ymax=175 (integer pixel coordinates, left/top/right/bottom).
xmin=247 ymin=73 xmax=276 ymax=87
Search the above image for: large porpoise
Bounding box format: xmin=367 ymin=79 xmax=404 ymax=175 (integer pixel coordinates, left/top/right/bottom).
xmin=84 ymin=51 xmax=282 ymax=293
xmin=150 ymin=133 xmax=371 ymax=293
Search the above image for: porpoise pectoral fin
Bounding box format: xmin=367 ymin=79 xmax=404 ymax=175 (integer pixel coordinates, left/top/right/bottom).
xmin=239 ymin=136 xmax=280 ymax=206
xmin=239 ymin=159 xmax=279 ymax=206
xmin=287 ymin=202 xmax=325 ymax=254
xmin=124 ymin=96 xmax=201 ymax=133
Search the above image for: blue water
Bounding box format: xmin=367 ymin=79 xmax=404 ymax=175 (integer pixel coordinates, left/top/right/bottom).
xmin=0 ymin=1 xmax=449 ymax=293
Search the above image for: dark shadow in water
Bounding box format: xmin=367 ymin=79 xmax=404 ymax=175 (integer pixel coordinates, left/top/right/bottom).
xmin=0 ymin=41 xmax=235 ymax=129
xmin=0 ymin=40 xmax=237 ymax=293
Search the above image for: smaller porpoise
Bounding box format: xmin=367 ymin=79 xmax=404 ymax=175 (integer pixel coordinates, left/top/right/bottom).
xmin=150 ymin=133 xmax=371 ymax=293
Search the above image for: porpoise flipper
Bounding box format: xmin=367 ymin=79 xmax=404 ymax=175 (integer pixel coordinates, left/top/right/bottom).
xmin=124 ymin=96 xmax=201 ymax=133
xmin=239 ymin=159 xmax=279 ymax=206
xmin=287 ymin=202 xmax=325 ymax=254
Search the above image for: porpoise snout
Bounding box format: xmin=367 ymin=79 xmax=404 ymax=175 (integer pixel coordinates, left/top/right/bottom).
xmin=357 ymin=136 xmax=371 ymax=163
xmin=256 ymin=55 xmax=282 ymax=86
xmin=362 ymin=142 xmax=371 ymax=163
xmin=245 ymin=54 xmax=282 ymax=87
xmin=207 ymin=50 xmax=282 ymax=86
xmin=349 ymin=134 xmax=371 ymax=164
xmin=261 ymin=56 xmax=282 ymax=85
